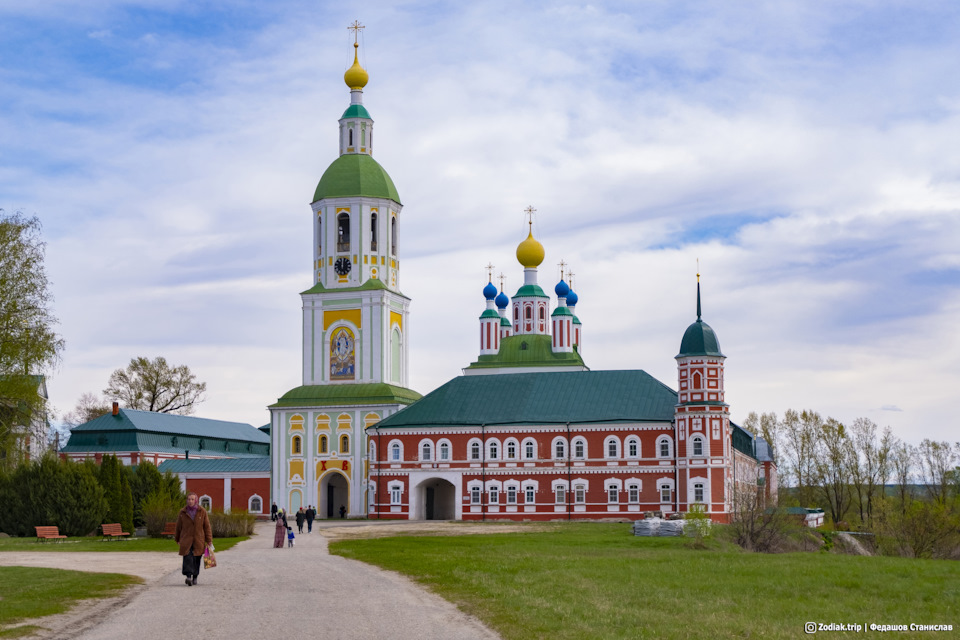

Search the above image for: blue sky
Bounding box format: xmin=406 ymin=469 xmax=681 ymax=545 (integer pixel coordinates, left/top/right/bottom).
xmin=2 ymin=1 xmax=958 ymax=443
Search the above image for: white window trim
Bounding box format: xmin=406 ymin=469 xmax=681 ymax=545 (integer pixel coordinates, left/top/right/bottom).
xmin=389 ymin=439 xmax=403 ymax=461
xmin=388 ymin=481 xmax=404 ymax=505
xmin=418 ymin=438 xmax=435 ymax=462
xmin=691 ymin=435 xmax=704 ymax=457
xmin=604 ymin=436 xmax=620 ymax=459
xmin=572 ymin=437 xmax=587 ymax=460
xmin=521 ymin=438 xmax=537 ymax=460
xmin=467 ymin=437 xmax=483 ymax=461
xmin=199 ymin=494 xmax=212 ymax=511
xmin=248 ymin=493 xmax=263 ymax=513
xmin=486 ymin=438 xmax=501 ymax=461
xmin=551 ymin=436 xmax=568 ymax=460
xmin=625 ymin=436 xmax=640 ymax=459
xmin=657 ymin=436 xmax=673 ymax=458
xmin=504 ymin=437 xmax=520 ymax=460
xmin=437 ymin=438 xmax=452 ymax=462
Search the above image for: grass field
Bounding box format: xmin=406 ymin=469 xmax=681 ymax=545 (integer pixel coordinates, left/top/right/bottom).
xmin=330 ymin=522 xmax=959 ymax=640
xmin=0 ymin=535 xmax=247 ymax=552
xmin=0 ymin=567 xmax=141 ymax=638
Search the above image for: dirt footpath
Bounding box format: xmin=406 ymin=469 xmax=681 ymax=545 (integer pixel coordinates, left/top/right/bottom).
xmin=2 ymin=521 xmax=505 ymax=640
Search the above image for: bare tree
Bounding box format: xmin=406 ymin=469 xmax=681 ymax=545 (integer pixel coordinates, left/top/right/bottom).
xmin=849 ymin=419 xmax=892 ymax=527
xmin=61 ymin=391 xmax=111 ymax=426
xmin=916 ymin=439 xmax=959 ymax=505
xmin=743 ymin=411 xmax=780 ymax=466
xmin=814 ymin=418 xmax=855 ymax=525
xmin=104 ymin=356 xmax=206 ymax=415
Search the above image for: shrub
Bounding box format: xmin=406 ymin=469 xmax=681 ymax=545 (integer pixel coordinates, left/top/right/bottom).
xmin=208 ymin=509 xmax=255 ymax=538
xmin=0 ymin=456 xmax=106 ymax=536
xmin=129 ymin=461 xmax=183 ymax=528
xmin=142 ymin=490 xmax=181 ymax=537
xmin=684 ymin=504 xmax=712 ymax=548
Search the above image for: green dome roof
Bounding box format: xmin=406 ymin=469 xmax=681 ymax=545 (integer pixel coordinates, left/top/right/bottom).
xmin=313 ymin=154 xmax=401 ymax=204
xmin=341 ymin=104 xmax=372 ymax=119
xmin=677 ymin=319 xmax=724 ymax=358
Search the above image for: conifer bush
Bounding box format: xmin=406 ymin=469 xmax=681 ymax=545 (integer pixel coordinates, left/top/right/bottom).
xmin=142 ymin=490 xmax=181 ymax=537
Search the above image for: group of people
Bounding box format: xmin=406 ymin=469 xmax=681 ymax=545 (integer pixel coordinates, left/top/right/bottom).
xmin=271 ymin=503 xmax=318 ymax=548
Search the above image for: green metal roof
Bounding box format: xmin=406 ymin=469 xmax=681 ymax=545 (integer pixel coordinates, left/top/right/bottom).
xmin=341 ymin=104 xmax=372 ymax=120
xmin=300 ymin=277 xmax=405 ymax=296
xmin=500 ymin=317 xmax=511 ymax=326
xmin=513 ymin=284 xmax=549 ymax=298
xmin=466 ymin=334 xmax=587 ymax=370
xmin=374 ymin=370 xmax=678 ymax=429
xmin=270 ymin=382 xmax=422 ymax=408
xmin=159 ymin=458 xmax=271 ymax=474
xmin=479 ymin=309 xmax=501 ymax=319
xmin=68 ymin=409 xmax=269 ymax=442
xmin=313 ymin=154 xmax=400 ymax=204
xmin=677 ymin=319 xmax=724 ymax=358
xmin=551 ymin=306 xmax=573 ymax=317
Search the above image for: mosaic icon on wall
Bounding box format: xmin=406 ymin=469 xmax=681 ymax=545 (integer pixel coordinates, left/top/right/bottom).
xmin=330 ymin=327 xmax=355 ymax=380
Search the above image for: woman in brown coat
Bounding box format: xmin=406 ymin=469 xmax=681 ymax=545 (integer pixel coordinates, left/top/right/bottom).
xmin=175 ymin=491 xmax=213 ymax=586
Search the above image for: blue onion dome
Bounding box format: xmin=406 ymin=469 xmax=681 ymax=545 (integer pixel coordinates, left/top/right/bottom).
xmin=554 ymin=279 xmax=570 ymax=298
xmin=483 ymin=281 xmax=498 ymax=300
xmin=495 ymin=290 xmax=509 ymax=309
xmin=566 ymin=289 xmax=579 ymax=307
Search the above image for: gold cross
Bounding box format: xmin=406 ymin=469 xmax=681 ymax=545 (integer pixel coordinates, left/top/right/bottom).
xmin=485 ymin=262 xmax=495 ymax=282
xmin=558 ymin=259 xmax=567 ymax=280
xmin=568 ymin=270 xmax=575 ymax=290
xmin=523 ymin=205 xmax=537 ymax=228
xmin=498 ymin=272 xmax=506 ymax=291
xmin=348 ymin=20 xmax=365 ymax=44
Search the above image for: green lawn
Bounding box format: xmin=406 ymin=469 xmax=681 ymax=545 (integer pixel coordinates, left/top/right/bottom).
xmin=0 ymin=567 xmax=141 ymax=638
xmin=329 ymin=523 xmax=959 ymax=640
xmin=0 ymin=536 xmax=247 ymax=552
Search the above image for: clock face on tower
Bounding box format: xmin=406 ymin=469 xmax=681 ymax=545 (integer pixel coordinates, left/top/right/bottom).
xmin=334 ymin=257 xmax=352 ymax=276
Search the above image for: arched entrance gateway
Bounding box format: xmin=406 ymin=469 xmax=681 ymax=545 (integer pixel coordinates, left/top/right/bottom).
xmin=415 ymin=478 xmax=456 ymax=520
xmin=319 ymin=471 xmax=349 ymax=519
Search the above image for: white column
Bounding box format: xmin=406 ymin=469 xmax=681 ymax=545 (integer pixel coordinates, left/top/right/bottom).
xmin=224 ymin=477 xmax=232 ymax=513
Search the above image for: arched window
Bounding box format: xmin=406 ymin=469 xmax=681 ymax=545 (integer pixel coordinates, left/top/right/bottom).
xmin=693 ymin=371 xmax=702 ymax=389
xmin=292 ymin=435 xmax=302 ymax=455
xmin=440 ymin=442 xmax=450 ymax=461
xmin=470 ymin=442 xmax=481 ymax=460
xmin=658 ymin=437 xmax=672 ymax=458
xmin=391 ymin=442 xmax=401 ymax=461
xmin=488 ymin=441 xmax=499 ymax=460
xmin=200 ymin=495 xmax=212 ymax=510
xmin=574 ymin=439 xmax=585 ymax=459
xmin=337 ymin=213 xmax=350 ymax=251
xmin=606 ymin=438 xmax=619 ymax=458
xmin=317 ymin=215 xmax=322 ymax=251
xmin=506 ymin=441 xmax=516 ymax=459
xmin=692 ymin=436 xmax=703 ymax=457
xmin=391 ymin=217 xmax=397 ymax=256
xmin=370 ymin=212 xmax=378 ymax=251
xmin=539 ymin=306 xmax=545 ymax=321
xmin=693 ymin=482 xmax=705 ymax=503
xmin=554 ymin=440 xmax=566 ymax=459
xmin=348 ymin=128 xmax=353 ymax=146
xmin=524 ymin=440 xmax=535 ymax=459
xmin=525 ymin=306 xmax=532 ymax=320
xmin=340 ymin=435 xmax=349 ymax=454
xmin=627 ymin=437 xmax=639 ymax=458
xmin=319 ymin=435 xmax=328 ymax=454
xmin=514 ymin=307 xmax=519 ymax=323
xmin=421 ymin=442 xmax=432 ymax=461
xmin=249 ymin=495 xmax=262 ymax=513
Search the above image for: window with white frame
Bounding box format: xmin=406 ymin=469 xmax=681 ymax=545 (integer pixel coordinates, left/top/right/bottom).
xmin=525 ymin=486 xmax=535 ymax=503
xmin=524 ymin=439 xmax=535 ymax=459
xmin=340 ymin=434 xmax=350 ymax=454
xmin=506 ymin=441 xmax=517 ymax=459
xmin=391 ymin=442 xmax=401 ymax=461
xmin=628 ymin=484 xmax=640 ymax=504
xmin=573 ymin=438 xmax=585 ymax=459
xmin=368 ymin=484 xmax=375 ymax=508
xmin=470 ymin=442 xmax=481 ymax=460
xmin=488 ymin=441 xmax=499 ymax=460
xmin=660 ymin=485 xmax=671 ymax=503
xmin=507 ymin=486 xmax=517 ymax=504
xmin=470 ymin=486 xmax=481 ymax=505
xmin=439 ymin=442 xmax=450 ymax=461
xmin=554 ymin=439 xmax=566 ymax=459
xmin=606 ymin=437 xmax=619 ymax=458
xmin=692 ymin=436 xmax=703 ymax=457
xmin=627 ymin=437 xmax=639 ymax=458
xmin=555 ymin=486 xmax=566 ymax=504
xmin=658 ymin=437 xmax=672 ymax=458
xmin=368 ymin=441 xmax=375 ymax=461
xmin=200 ymin=495 xmax=212 ymax=510
xmin=390 ymin=484 xmax=402 ymax=505
xmin=574 ymin=484 xmax=586 ymax=504
xmin=249 ymin=495 xmax=263 ymax=513
xmin=608 ymin=486 xmax=618 ymax=503
xmin=421 ymin=442 xmax=432 ymax=461
xmin=694 ymin=482 xmax=705 ymax=503
xmin=489 ymin=487 xmax=499 ymax=504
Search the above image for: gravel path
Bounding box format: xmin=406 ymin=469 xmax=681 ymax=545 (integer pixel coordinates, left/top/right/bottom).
xmin=2 ymin=522 xmax=501 ymax=640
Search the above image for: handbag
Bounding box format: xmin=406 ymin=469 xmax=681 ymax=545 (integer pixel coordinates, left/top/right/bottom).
xmin=203 ymin=545 xmax=217 ymax=569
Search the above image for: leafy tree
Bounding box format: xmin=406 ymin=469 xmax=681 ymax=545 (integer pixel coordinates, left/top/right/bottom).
xmin=99 ymin=454 xmax=133 ymax=532
xmin=889 ymin=438 xmax=915 ymax=513
xmin=742 ymin=411 xmax=780 ymax=466
xmin=813 ymin=418 xmax=855 ymax=525
xmin=848 ymin=419 xmax=891 ymax=527
xmin=103 ymin=356 xmax=206 ymax=414
xmin=0 ymin=211 xmax=65 ymax=470
xmin=916 ymin=439 xmax=959 ymax=506
xmin=780 ymin=409 xmax=821 ymax=506
xmin=129 ymin=460 xmax=183 ymax=527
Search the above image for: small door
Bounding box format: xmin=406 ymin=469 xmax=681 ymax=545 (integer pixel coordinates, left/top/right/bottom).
xmin=426 ymin=487 xmax=435 ymax=520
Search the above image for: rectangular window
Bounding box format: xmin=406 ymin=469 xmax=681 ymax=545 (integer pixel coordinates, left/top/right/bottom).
xmin=525 ymin=442 xmax=534 ymax=459
xmin=391 ymin=446 xmax=400 ymax=461
xmin=575 ymin=441 xmax=584 ymax=458
xmin=507 ymin=486 xmax=517 ymax=504
xmin=628 ymin=485 xmax=639 ymax=504
xmin=575 ymin=486 xmax=586 ymax=504
xmin=607 ymin=442 xmax=617 ymax=458
xmin=390 ymin=487 xmax=401 ymax=505
xmin=525 ymin=487 xmax=535 ymax=503
xmin=507 ymin=442 xmax=516 ymax=459
xmin=660 ymin=486 xmax=671 ymax=503
xmin=555 ymin=486 xmax=566 ymax=504
xmin=628 ymin=441 xmax=637 ymax=457
xmin=471 ymin=443 xmax=480 ymax=460
xmin=694 ymin=484 xmax=704 ymax=503
xmin=489 ymin=488 xmax=499 ymax=504
xmin=608 ymin=487 xmax=618 ymax=503
xmin=470 ymin=487 xmax=481 ymax=505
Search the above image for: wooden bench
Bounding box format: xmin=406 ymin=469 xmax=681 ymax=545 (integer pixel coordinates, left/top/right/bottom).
xmin=35 ymin=526 xmax=67 ymax=542
xmin=162 ymin=522 xmax=177 ymax=538
xmin=101 ymin=523 xmax=131 ymax=540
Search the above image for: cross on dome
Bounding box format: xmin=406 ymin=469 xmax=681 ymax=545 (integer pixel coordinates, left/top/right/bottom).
xmin=558 ymin=259 xmax=567 ymax=280
xmin=498 ymin=272 xmax=506 ymax=291
xmin=486 ymin=262 xmax=495 ymax=282
xmin=348 ymin=20 xmax=365 ymax=43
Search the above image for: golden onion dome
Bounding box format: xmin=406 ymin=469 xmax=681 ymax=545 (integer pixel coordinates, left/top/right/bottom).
xmin=343 ymin=43 xmax=369 ymax=90
xmin=516 ymin=228 xmax=545 ymax=268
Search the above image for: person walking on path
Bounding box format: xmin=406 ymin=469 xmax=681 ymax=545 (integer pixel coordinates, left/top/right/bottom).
xmin=271 ymin=501 xmax=278 ymax=521
xmin=175 ymin=491 xmax=212 ymax=586
xmin=305 ymin=505 xmax=315 ymax=533
xmin=273 ymin=509 xmax=286 ymax=548
xmin=295 ymin=507 xmax=306 ymax=533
